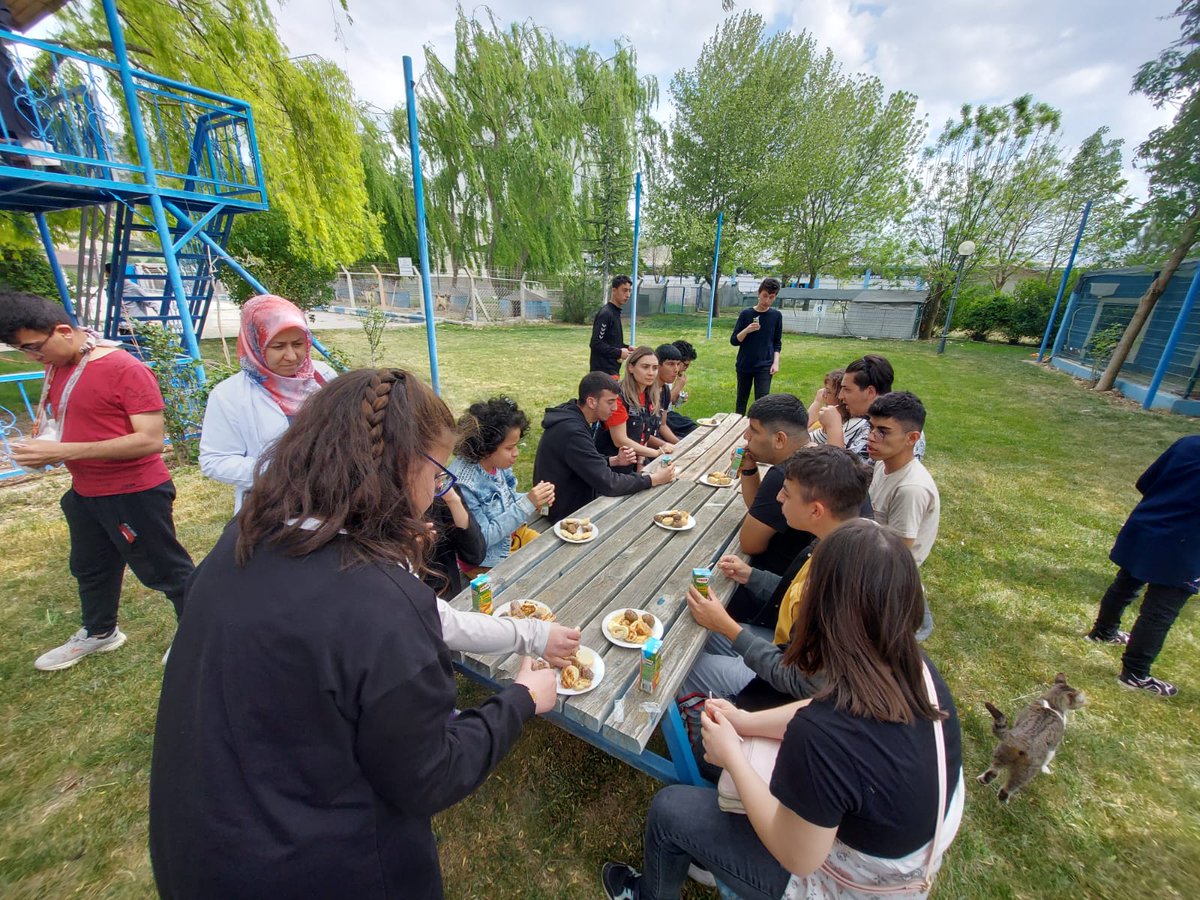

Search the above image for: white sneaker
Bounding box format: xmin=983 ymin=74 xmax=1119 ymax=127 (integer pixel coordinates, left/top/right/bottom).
xmin=162 ymin=643 xmax=172 ymax=665
xmin=34 ymin=627 xmax=127 ymax=671
xmin=687 ymin=863 xmax=717 ymax=887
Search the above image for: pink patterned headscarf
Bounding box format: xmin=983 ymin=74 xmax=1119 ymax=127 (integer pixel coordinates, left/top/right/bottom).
xmin=237 ymin=295 xmax=326 ymax=417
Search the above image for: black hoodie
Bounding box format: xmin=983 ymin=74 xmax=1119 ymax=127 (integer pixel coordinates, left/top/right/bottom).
xmin=532 ymin=401 xmax=652 ymax=523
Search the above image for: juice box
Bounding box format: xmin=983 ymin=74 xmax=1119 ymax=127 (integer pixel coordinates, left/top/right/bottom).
xmin=470 ymin=574 xmax=493 ymax=615
xmin=640 ymin=637 xmax=662 ymax=693
xmin=728 ymin=445 xmax=746 ymax=476
xmin=692 ymin=567 xmax=711 ymax=598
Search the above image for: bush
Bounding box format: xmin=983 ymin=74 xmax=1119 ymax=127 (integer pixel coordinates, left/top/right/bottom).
xmin=950 ymin=285 xmax=999 ymax=341
xmin=951 ymin=279 xmax=1058 ymax=344
xmin=220 ymin=210 xmax=335 ymax=311
xmin=559 ymin=274 xmax=603 ymax=325
xmin=0 ymin=247 xmax=61 ymax=297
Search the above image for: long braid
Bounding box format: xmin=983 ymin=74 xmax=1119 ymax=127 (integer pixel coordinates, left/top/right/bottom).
xmin=362 ymin=370 xmax=398 ymax=459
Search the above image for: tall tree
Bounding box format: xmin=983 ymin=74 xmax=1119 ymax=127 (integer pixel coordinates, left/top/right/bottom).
xmin=909 ymin=95 xmax=1062 ymax=336
xmin=1096 ymin=0 xmax=1200 ymax=392
xmin=55 ymin=0 xmax=379 ymax=269
xmin=765 ymin=63 xmax=924 ymax=285
xmin=648 ymin=13 xmax=804 ymax=276
xmin=357 ymin=114 xmax=418 ymax=266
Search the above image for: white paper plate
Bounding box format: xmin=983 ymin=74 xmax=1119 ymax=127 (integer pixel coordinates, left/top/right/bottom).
xmin=553 ymin=520 xmax=599 ymax=543
xmin=696 ymin=417 xmax=719 ymax=427
xmin=602 ymin=609 xmax=665 ymax=648
xmin=653 ymin=511 xmax=697 ymax=531
xmin=698 ymin=472 xmax=735 ymax=488
xmin=555 ymin=646 xmax=605 ymax=695
xmin=492 ymin=599 xmax=555 ymax=621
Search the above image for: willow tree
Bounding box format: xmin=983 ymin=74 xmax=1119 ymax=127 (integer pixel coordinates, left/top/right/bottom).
xmin=55 ymin=0 xmax=379 ymax=268
xmin=575 ymin=41 xmax=661 ymax=286
xmin=358 ymin=115 xmax=418 ymax=266
xmin=417 ymin=11 xmax=583 ymax=279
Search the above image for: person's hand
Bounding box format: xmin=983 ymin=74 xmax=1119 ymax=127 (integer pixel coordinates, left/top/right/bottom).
xmin=769 ymin=361 xmax=780 ymax=376
xmin=701 ymin=703 xmax=744 ymax=769
xmin=610 ymin=446 xmax=637 ymax=468
xmin=527 ymin=481 xmax=555 ymax=508
xmin=716 ymin=554 xmax=751 ymax=585
xmin=739 ymin=445 xmax=758 ymax=470
xmin=542 ymin=624 xmax=581 ymax=667
xmin=649 ymin=461 xmax=676 ymax=486
xmin=818 ymin=404 xmax=843 ymax=431
xmin=443 ymin=485 xmax=465 ymax=511
xmin=704 ymin=697 xmax=751 ymax=735
xmin=656 ymin=443 xmax=677 ymax=456
xmin=513 ymin=656 xmax=558 ymax=714
xmin=813 ymin=386 xmax=829 ymax=406
xmin=10 ymin=441 xmax=69 ymax=468
xmin=677 ymin=372 xmax=688 ymax=389
xmin=686 ymin=583 xmax=738 ymax=637
xmin=744 ymin=319 xmax=761 ymax=334
xmin=620 ymin=347 xmax=632 ymax=360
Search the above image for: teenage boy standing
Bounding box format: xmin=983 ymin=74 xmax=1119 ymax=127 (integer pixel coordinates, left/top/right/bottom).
xmin=589 ymin=275 xmax=633 ymax=376
xmin=730 ymin=277 xmax=782 ymax=414
xmin=1 ymin=291 xmax=194 ymax=670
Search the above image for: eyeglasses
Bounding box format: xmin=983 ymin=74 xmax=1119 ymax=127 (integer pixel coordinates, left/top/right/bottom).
xmin=423 ymin=453 xmax=457 ymax=498
xmin=17 ymin=334 xmax=53 ymax=355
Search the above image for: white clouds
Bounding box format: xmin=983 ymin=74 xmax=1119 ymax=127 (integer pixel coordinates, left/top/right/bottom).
xmin=272 ymin=0 xmax=1185 ymax=199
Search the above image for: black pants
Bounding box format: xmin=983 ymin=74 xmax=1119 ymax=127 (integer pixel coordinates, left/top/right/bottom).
xmin=1092 ymin=567 xmax=1194 ymax=678
xmin=665 ymin=409 xmax=697 ymax=440
xmin=735 ymin=371 xmax=772 ymax=415
xmin=61 ymin=480 xmax=194 ymax=633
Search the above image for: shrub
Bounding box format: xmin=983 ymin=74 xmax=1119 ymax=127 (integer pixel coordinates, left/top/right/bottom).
xmin=0 ymin=247 xmax=61 ymax=297
xmin=220 ymin=210 xmax=335 ymax=311
xmin=559 ymin=274 xmax=603 ymax=325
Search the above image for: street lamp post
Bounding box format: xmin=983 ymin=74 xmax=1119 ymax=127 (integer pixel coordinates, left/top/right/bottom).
xmin=936 ymin=240 xmax=976 ymax=354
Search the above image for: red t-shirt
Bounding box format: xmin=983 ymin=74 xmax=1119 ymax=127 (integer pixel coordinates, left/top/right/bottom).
xmin=47 ymin=349 xmax=170 ymax=497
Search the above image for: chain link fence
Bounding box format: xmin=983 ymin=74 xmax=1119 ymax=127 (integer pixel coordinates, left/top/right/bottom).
xmin=328 ymin=268 xmax=564 ymax=323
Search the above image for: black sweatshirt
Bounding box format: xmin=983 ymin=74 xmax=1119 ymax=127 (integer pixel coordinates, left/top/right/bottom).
xmin=425 ymin=490 xmax=486 ymax=598
xmin=149 ymin=522 xmax=534 ymax=899
xmin=532 ymin=401 xmax=651 ymax=523
xmin=731 ymin=306 xmax=783 ymax=373
xmin=589 ymin=302 xmax=626 ymax=375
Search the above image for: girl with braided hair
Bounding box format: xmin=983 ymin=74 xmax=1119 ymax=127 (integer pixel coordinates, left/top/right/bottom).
xmin=149 ymin=368 xmax=563 ymax=899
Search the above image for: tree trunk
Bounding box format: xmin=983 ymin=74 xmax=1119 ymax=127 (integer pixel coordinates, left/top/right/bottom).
xmin=1094 ymin=207 xmax=1200 ymax=392
xmin=918 ymin=283 xmax=947 ymax=339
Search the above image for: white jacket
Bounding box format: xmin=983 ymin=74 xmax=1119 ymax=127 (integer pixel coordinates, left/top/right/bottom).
xmin=199 ymin=364 xmax=337 ymax=512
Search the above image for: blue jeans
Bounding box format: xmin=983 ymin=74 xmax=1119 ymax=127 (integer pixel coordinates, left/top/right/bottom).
xmin=640 ymin=784 xmax=790 ymax=900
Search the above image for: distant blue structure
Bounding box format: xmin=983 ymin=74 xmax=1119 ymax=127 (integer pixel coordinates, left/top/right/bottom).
xmin=1049 ymin=260 xmax=1200 ymax=415
xmin=0 ymin=0 xmax=269 ymax=371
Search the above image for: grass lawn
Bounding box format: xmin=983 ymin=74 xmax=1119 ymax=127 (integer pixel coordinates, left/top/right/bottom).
xmin=2 ymin=318 xmax=1198 ymax=898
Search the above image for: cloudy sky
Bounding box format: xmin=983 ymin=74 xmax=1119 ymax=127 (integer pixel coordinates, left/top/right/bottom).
xmin=278 ymin=0 xmax=1182 ymax=199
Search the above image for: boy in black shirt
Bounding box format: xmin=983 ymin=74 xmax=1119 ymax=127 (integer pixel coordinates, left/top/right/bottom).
xmin=730 ymin=277 xmax=783 ymax=414
xmin=588 ymin=275 xmax=633 ymax=375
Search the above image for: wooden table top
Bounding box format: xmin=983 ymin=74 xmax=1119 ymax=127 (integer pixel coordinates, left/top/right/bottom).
xmin=449 ymin=412 xmax=751 ymax=754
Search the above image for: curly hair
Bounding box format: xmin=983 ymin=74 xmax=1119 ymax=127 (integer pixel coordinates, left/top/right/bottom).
xmin=0 ymin=289 xmax=71 ymax=345
xmin=454 ymin=396 xmax=530 ymax=463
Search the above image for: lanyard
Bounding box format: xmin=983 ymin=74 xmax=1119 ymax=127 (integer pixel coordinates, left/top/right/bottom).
xmin=33 ymin=340 xmax=97 ymax=437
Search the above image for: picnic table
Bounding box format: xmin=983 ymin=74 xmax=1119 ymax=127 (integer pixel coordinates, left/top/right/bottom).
xmin=449 ymin=413 xmax=751 ymax=786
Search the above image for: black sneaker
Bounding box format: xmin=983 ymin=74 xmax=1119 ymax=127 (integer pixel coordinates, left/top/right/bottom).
xmin=601 ymin=862 xmax=641 ymax=900
xmin=1086 ymin=629 xmax=1130 ymax=645
xmin=1118 ymin=672 xmax=1177 ymax=696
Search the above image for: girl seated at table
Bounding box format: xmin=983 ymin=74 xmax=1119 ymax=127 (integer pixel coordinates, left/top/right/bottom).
xmin=450 ymin=396 xmax=555 ymax=571
xmin=602 ymin=521 xmax=964 ymax=900
xmin=806 ymin=367 xmax=849 ymax=438
xmin=150 ymin=368 xmax=571 ymax=899
xmin=596 ymin=346 xmax=677 ymax=475
xmin=199 ymin=294 xmax=337 ymax=512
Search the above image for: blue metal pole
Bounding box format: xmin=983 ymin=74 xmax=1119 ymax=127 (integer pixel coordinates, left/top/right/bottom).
xmin=100 ymin=0 xmax=202 ymax=372
xmin=35 ymin=213 xmax=77 ymax=325
xmin=1141 ymin=264 xmax=1200 ymax=410
xmin=403 ymin=55 xmax=440 ymax=395
xmin=706 ymin=211 xmax=723 ymax=340
xmin=1038 ymin=200 xmax=1091 ymax=362
xmin=862 ymin=268 xmax=872 ymax=290
xmin=630 ymin=172 xmax=642 ymax=346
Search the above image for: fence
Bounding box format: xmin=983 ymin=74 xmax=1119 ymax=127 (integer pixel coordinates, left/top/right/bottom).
xmin=329 ymin=268 xmax=564 ymax=323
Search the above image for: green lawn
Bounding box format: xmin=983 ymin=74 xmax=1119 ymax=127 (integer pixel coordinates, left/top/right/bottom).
xmin=1 ymin=320 xmax=1198 ymax=898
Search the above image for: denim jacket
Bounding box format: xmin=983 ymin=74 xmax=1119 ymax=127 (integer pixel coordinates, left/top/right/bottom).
xmin=448 ymin=459 xmax=535 ymax=567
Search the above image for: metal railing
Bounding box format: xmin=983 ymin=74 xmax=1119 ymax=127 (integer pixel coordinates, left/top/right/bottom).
xmin=330 ymin=268 xmax=562 ymax=323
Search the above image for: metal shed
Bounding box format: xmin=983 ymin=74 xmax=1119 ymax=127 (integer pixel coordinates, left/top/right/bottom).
xmin=756 ymin=288 xmax=927 ymax=341
xmin=1050 ymin=260 xmax=1200 ymax=415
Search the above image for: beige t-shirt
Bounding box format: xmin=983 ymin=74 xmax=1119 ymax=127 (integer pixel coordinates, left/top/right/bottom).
xmin=869 ymin=457 xmax=940 ymax=566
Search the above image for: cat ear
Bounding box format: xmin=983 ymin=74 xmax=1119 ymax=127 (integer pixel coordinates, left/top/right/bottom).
xmin=1054 ymin=672 xmax=1067 ymax=684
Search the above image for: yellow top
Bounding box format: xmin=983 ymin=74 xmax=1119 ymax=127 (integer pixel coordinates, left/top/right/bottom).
xmin=773 ymin=557 xmax=812 ymax=645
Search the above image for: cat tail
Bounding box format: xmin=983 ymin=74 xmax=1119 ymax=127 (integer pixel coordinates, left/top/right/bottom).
xmin=984 ymin=701 xmax=1009 ymax=737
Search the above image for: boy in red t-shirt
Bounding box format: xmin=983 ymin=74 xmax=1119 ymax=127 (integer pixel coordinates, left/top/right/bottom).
xmin=1 ymin=292 xmax=194 ymax=671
